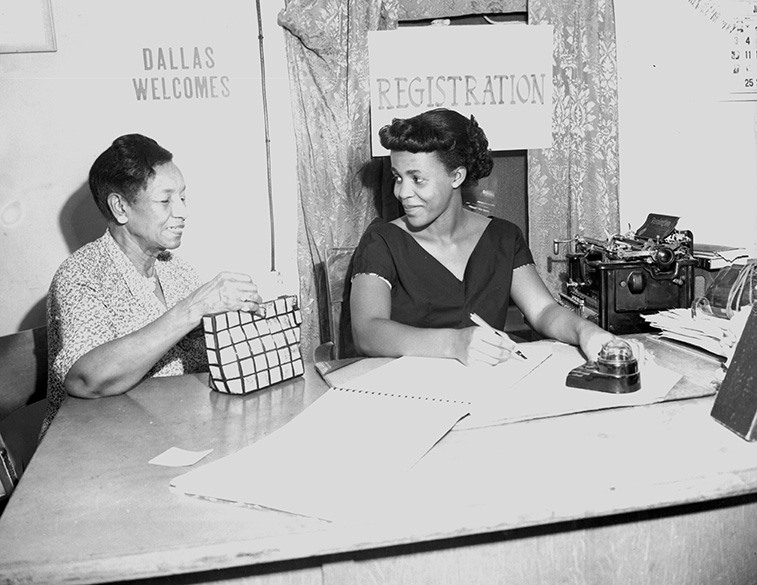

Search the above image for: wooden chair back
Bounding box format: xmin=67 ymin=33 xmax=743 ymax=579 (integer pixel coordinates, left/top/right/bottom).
xmin=0 ymin=326 xmax=48 ymax=420
xmin=0 ymin=431 xmax=19 ymax=506
xmin=323 ymin=247 xmax=356 ymax=360
xmin=0 ymin=326 xmax=48 ymax=511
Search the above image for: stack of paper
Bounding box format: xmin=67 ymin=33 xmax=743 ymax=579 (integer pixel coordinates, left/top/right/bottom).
xmin=642 ymin=307 xmax=749 ymax=361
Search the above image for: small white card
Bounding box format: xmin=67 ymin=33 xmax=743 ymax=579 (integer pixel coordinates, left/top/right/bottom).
xmin=149 ymin=447 xmax=213 ymax=467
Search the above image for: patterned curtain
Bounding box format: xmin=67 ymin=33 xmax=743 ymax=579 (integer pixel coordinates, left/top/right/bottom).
xmin=527 ymin=0 xmax=620 ymax=296
xmin=399 ymin=0 xmax=525 ymax=20
xmin=278 ymin=0 xmax=399 ymax=360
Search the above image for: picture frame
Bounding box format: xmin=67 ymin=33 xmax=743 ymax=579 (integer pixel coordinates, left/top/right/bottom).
xmin=0 ymin=0 xmax=57 ymax=54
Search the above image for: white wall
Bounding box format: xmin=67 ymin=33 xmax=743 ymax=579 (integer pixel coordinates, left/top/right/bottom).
xmin=0 ymin=0 xmax=298 ymax=336
xmin=615 ymin=0 xmax=757 ymax=249
xmin=3 ymin=1 xmax=757 ymax=337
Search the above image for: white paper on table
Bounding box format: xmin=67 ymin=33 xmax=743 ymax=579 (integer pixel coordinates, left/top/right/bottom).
xmin=149 ymin=447 xmax=213 ymax=467
xmin=170 ymin=385 xmax=468 ymax=521
xmin=169 ymin=342 xmax=681 ymax=520
xmin=338 ymin=341 xmax=682 ymax=429
xmin=464 ymin=341 xmax=682 ymax=428
xmin=339 ymin=343 xmax=553 ymax=404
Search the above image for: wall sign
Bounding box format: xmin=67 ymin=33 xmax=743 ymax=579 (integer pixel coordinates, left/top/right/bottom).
xmin=368 ymin=24 xmax=553 ymax=154
xmin=132 ymin=46 xmax=231 ymax=102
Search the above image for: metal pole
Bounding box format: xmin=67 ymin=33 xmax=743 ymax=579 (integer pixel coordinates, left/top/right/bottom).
xmin=255 ymin=0 xmax=276 ymax=272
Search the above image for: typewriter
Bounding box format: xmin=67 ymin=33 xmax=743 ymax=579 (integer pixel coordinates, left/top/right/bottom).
xmin=554 ymin=213 xmax=697 ymax=334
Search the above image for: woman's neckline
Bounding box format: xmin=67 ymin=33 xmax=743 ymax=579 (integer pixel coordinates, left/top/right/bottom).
xmin=386 ymin=215 xmax=494 ymax=282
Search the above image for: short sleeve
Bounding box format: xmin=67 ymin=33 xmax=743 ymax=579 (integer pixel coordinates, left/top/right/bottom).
xmin=47 ymin=264 xmax=119 ymax=390
xmin=351 ymin=221 xmax=398 ymax=287
xmin=511 ymin=223 xmax=534 ymax=269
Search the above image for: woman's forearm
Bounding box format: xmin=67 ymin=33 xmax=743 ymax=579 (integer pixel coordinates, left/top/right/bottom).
xmin=64 ymin=272 xmax=262 ymax=398
xmin=353 ymin=317 xmax=461 ymax=360
xmin=64 ymin=304 xmax=196 ymax=398
xmin=530 ymin=303 xmax=586 ymax=345
xmin=530 ymin=303 xmax=614 ymax=359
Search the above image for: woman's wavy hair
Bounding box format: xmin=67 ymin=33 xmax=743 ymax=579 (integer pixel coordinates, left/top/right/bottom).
xmin=378 ymin=108 xmax=493 ymax=188
xmin=89 ymin=133 xmax=173 ymax=222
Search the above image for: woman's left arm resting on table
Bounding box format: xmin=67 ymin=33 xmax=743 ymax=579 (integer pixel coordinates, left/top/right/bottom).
xmin=64 ymin=307 xmax=201 ymax=399
xmin=510 ymin=264 xmax=616 ymax=360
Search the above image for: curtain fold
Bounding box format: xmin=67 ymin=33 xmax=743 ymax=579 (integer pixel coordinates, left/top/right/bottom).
xmin=527 ymin=0 xmax=620 ymax=296
xmin=278 ymin=0 xmax=399 ymax=360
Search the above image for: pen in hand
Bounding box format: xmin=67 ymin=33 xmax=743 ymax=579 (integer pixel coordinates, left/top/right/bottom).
xmin=469 ymin=312 xmax=528 ymax=360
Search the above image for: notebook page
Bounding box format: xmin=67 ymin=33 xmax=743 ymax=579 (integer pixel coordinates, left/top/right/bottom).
xmin=338 ymin=344 xmax=554 ymax=405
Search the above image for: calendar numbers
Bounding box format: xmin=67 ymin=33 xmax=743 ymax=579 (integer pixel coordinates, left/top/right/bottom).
xmin=729 ymin=2 xmax=757 ymax=98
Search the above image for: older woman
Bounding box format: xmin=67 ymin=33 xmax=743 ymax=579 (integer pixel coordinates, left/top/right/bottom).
xmin=350 ymin=108 xmax=616 ymax=366
xmin=42 ymin=134 xmax=262 ymax=438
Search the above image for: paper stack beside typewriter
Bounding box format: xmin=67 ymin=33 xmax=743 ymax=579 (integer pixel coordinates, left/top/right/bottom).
xmin=642 ymin=306 xmax=750 ymax=364
xmin=643 ymin=256 xmax=757 ymax=364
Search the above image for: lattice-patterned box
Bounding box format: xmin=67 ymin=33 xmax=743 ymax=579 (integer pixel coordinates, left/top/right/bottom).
xmin=203 ymin=295 xmax=304 ymax=394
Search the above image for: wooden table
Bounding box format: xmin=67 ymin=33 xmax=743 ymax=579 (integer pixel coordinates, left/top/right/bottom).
xmin=1 ymin=338 xmax=757 ymax=585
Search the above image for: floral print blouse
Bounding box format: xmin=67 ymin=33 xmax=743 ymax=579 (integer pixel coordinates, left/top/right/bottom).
xmin=42 ymin=230 xmax=207 ymax=439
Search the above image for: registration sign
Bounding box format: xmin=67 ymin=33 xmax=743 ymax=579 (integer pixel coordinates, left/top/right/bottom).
xmin=368 ymin=24 xmax=553 ymax=154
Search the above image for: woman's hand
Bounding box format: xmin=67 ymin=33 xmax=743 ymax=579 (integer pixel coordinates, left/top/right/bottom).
xmin=183 ymin=272 xmax=263 ymax=322
xmin=576 ymin=326 xmax=646 ymax=365
xmin=577 ymin=327 xmax=617 ymax=362
xmin=454 ymin=326 xmax=518 ymax=366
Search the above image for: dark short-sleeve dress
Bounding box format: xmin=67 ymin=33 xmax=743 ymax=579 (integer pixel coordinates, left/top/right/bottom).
xmin=351 ymin=217 xmax=534 ymax=331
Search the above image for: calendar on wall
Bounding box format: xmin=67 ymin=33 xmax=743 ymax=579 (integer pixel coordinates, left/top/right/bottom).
xmin=726 ymin=0 xmax=757 ymax=99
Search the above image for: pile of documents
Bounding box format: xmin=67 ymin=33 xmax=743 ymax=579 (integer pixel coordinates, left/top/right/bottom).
xmin=642 ymin=306 xmax=751 ymax=363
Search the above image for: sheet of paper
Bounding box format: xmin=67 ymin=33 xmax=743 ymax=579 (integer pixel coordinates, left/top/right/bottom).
xmin=466 ymin=341 xmax=683 ymax=428
xmin=339 ymin=343 xmax=553 ymax=405
xmin=338 ymin=341 xmax=682 ymax=429
xmin=170 ymin=387 xmax=468 ymax=521
xmin=149 ymin=447 xmax=213 ymax=467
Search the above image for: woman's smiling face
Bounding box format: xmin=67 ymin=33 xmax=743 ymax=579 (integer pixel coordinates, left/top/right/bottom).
xmin=122 ymin=161 xmax=188 ymax=255
xmin=390 ymin=150 xmax=463 ymax=229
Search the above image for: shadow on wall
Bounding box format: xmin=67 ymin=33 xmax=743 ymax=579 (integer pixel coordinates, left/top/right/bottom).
xmin=17 ymin=182 xmax=106 ymax=332
xmin=59 ymin=182 xmax=107 ymax=255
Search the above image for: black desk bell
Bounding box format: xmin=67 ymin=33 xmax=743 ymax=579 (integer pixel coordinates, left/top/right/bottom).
xmin=566 ymin=339 xmax=641 ymax=394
